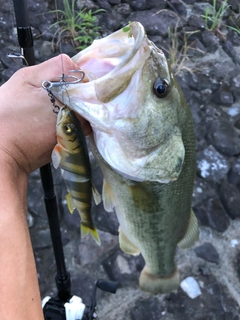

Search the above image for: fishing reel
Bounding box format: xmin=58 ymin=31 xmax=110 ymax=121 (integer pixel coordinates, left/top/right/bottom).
xmin=42 ymin=279 xmax=118 ymax=320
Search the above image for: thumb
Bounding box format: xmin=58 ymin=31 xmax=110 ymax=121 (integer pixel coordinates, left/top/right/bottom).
xmin=24 ymin=54 xmax=79 ymax=88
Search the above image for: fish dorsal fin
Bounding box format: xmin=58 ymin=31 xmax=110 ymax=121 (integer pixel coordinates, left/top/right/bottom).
xmin=178 ymin=210 xmax=199 ymax=249
xmin=92 ymin=184 xmax=101 ymax=205
xmin=102 ymin=178 xmax=115 ymax=212
xmin=52 ymin=144 xmax=63 ymax=169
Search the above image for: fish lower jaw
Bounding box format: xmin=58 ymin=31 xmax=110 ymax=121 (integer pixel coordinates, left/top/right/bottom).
xmin=139 ymin=267 xmax=180 ymax=294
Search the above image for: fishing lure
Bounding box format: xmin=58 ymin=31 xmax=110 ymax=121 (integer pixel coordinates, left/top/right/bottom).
xmin=52 ymin=106 xmax=101 ymax=245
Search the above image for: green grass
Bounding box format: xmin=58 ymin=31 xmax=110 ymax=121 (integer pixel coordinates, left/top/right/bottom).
xmin=47 ymin=0 xmax=105 ymax=50
xmin=227 ymin=15 xmax=240 ymax=35
xmin=201 ymin=0 xmax=229 ymax=31
xmin=201 ymin=0 xmax=240 ymax=38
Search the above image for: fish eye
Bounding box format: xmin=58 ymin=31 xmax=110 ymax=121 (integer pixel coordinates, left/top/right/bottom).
xmin=153 ymin=78 xmax=170 ymax=98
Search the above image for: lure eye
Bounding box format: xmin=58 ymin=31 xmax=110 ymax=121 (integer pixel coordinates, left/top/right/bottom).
xmin=153 ymin=78 xmax=170 ymax=98
xmin=63 ymin=124 xmax=73 ymax=134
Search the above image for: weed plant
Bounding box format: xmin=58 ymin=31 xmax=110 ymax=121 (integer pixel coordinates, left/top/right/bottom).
xmin=201 ymin=0 xmax=240 ymax=37
xmin=201 ymin=0 xmax=229 ymax=31
xmin=167 ymin=25 xmax=203 ymax=75
xmin=47 ymin=0 xmax=104 ymax=50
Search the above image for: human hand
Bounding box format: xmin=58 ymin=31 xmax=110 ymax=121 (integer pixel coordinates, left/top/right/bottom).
xmin=0 ymin=54 xmax=91 ymax=176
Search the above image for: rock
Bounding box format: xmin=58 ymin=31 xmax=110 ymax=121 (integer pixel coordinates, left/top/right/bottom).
xmin=199 ymin=265 xmax=212 ymax=276
xmin=80 ymin=0 xmax=99 ymax=10
xmin=194 ymin=242 xmax=220 ymax=264
xmin=27 ymin=212 xmax=35 ymax=228
xmin=203 ymin=48 xmax=237 ymax=80
xmin=192 ymin=177 xmax=216 ymax=208
xmin=186 ymin=70 xmax=217 ymax=92
xmin=167 ymin=0 xmax=187 ymax=16
xmin=130 ymin=297 xmax=165 ymax=320
xmin=57 ymin=41 xmax=76 ymax=57
xmin=77 ymin=230 xmax=118 ymax=265
xmin=219 ymin=180 xmax=240 ymax=219
xmin=236 ymin=251 xmax=240 ymax=281
xmin=231 ymin=74 xmax=240 ymax=92
xmin=188 ymin=14 xmax=205 ymax=29
xmin=147 ymin=0 xmax=167 ymax=9
xmin=108 ymin=0 xmax=121 ymax=4
xmin=101 ymin=248 xmax=144 ymax=286
xmin=95 ymin=0 xmax=111 ymax=10
xmin=114 ymin=3 xmax=131 ymax=18
xmin=129 ymin=0 xmax=148 ymax=11
xmin=184 ymin=0 xmax=195 ymax=4
xmin=197 ymin=145 xmax=230 ymax=182
xmin=99 ymin=12 xmax=121 ymax=31
xmin=194 ymin=197 xmax=230 ymax=233
xmin=90 ymin=162 xmax=119 ymax=235
xmin=166 ymin=273 xmax=240 ymax=320
xmin=60 ymin=195 xmax=81 ymax=232
xmin=227 ymin=0 xmax=240 ymax=12
xmin=222 ymin=40 xmax=240 ymax=66
xmin=227 ymin=29 xmax=240 ymax=46
xmin=128 ymin=9 xmax=181 ymax=37
xmin=228 ymin=157 xmax=240 ymax=186
xmin=192 ymin=2 xmax=214 ymax=16
xmin=93 ymin=202 xmax=119 ymax=235
xmin=34 ymin=39 xmax=55 ymax=62
xmin=180 ymin=277 xmax=202 ymax=299
xmin=205 ymin=107 xmax=240 ymax=156
xmin=27 ymin=177 xmax=49 ymax=229
xmin=235 ymin=116 xmax=240 ymax=129
xmin=230 ymin=239 xmax=239 ymax=248
xmin=187 ymin=38 xmax=206 ymax=57
xmin=30 ymin=229 xmax=53 ymax=249
xmin=194 ymin=120 xmax=208 ymax=151
xmin=211 ymin=84 xmax=234 ymax=106
xmin=201 ymin=30 xmax=219 ymax=53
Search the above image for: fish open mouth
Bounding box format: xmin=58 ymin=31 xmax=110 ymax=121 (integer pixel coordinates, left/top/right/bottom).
xmin=52 ymin=21 xmax=150 ymax=106
xmin=72 ymin=21 xmax=147 ymax=83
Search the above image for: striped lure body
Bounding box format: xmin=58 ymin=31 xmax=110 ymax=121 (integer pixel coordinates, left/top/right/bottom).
xmin=52 ymin=106 xmax=100 ymax=245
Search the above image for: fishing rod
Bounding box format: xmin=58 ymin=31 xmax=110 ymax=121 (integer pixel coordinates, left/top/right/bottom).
xmin=11 ymin=1 xmax=118 ymax=319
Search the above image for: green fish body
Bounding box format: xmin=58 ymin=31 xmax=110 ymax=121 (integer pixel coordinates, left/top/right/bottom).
xmin=52 ymin=106 xmax=100 ymax=245
xmin=52 ymin=22 xmax=198 ymax=293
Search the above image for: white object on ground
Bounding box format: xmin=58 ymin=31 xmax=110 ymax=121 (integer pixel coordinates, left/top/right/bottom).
xmin=231 ymin=239 xmax=239 ymax=248
xmin=180 ymin=277 xmax=202 ymax=299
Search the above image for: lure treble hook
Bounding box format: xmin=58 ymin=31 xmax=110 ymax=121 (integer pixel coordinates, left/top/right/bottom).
xmin=42 ymin=70 xmax=85 ymax=90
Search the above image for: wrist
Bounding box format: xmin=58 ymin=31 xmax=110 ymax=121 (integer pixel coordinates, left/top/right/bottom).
xmin=0 ymin=148 xmax=29 ymax=187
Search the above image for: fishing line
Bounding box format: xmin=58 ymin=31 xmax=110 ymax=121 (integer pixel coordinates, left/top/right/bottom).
xmin=53 ymin=0 xmax=70 ymax=107
xmin=54 ymin=0 xmax=64 ymax=68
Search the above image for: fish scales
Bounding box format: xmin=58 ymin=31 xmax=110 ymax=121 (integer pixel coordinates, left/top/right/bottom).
xmin=52 ymin=21 xmax=199 ymax=294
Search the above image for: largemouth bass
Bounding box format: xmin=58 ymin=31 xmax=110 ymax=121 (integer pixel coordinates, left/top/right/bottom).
xmin=52 ymin=106 xmax=101 ymax=245
xmin=52 ymin=22 xmax=198 ymax=294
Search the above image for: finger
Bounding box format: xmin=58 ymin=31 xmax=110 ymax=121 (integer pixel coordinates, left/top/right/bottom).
xmin=21 ymin=54 xmax=79 ymax=88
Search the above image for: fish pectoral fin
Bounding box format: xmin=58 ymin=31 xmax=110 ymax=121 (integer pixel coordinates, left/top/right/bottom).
xmin=144 ymin=127 xmax=185 ymax=182
xmin=81 ymin=224 xmax=101 ymax=245
xmin=66 ymin=193 xmax=75 ymax=214
xmin=139 ymin=266 xmax=180 ymax=294
xmin=102 ymin=178 xmax=115 ymax=212
xmin=51 ymin=144 xmax=63 ymax=169
xmin=119 ymin=229 xmax=140 ymax=256
xmin=92 ymin=184 xmax=101 ymax=205
xmin=178 ymin=209 xmax=199 ymax=249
